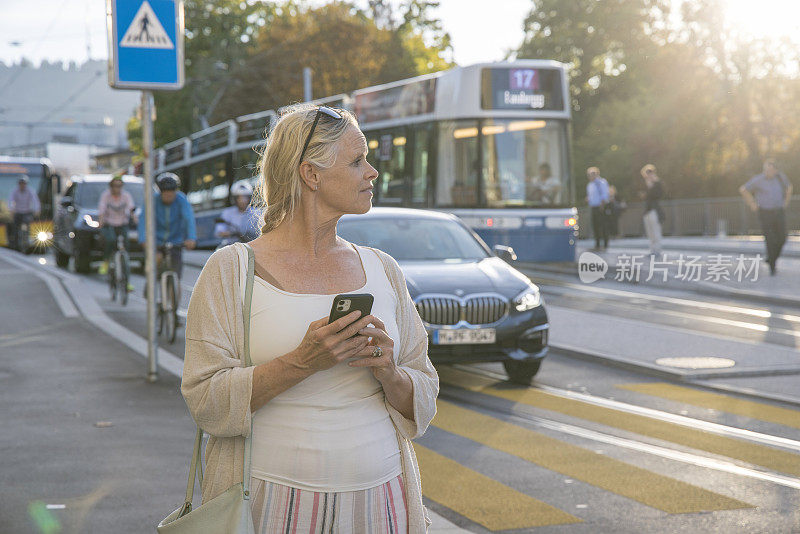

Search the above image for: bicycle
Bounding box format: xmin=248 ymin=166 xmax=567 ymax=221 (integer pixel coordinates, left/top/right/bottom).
xmin=156 ymin=242 xmax=181 ymax=344
xmin=108 ymin=231 xmax=131 ymax=306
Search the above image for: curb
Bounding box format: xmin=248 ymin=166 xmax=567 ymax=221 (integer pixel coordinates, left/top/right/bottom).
xmin=550 ymin=343 xmax=800 ymax=408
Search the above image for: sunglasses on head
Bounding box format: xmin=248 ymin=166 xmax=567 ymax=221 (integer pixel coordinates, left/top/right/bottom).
xmin=298 ymin=106 xmax=343 ymax=164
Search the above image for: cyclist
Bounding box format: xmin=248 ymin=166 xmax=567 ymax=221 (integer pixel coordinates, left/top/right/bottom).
xmin=8 ymin=176 xmax=40 ymax=250
xmin=98 ymin=175 xmax=137 ymax=291
xmin=213 ymin=180 xmax=260 ymax=242
xmin=138 ymin=172 xmax=197 ymax=282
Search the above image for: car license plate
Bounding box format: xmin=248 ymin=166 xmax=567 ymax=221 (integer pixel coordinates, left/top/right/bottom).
xmin=434 ymin=328 xmax=496 ymax=345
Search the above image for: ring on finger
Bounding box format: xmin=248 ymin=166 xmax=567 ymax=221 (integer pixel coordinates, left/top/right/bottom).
xmin=371 ymin=346 xmax=383 ymax=358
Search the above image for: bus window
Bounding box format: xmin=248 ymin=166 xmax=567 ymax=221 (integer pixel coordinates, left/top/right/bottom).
xmin=481 ymin=119 xmax=566 ymax=207
xmin=436 ymin=121 xmax=479 ymax=208
xmin=187 ymin=156 xmax=229 ymax=211
xmin=411 ymin=124 xmax=432 ymax=206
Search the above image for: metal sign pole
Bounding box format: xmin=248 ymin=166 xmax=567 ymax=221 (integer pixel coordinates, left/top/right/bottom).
xmin=142 ymin=90 xmax=158 ymax=382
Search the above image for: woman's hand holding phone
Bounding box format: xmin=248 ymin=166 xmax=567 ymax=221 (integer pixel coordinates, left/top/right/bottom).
xmin=288 ymin=311 xmax=375 ymax=372
xmin=347 ymin=316 xmax=398 ymax=383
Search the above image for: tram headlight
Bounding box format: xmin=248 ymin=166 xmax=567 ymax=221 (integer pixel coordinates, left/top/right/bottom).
xmin=513 ymin=286 xmax=542 ymax=312
xmin=545 ymin=216 xmax=578 ymax=229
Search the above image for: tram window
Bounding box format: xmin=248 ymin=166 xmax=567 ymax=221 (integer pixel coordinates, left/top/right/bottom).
xmin=436 ymin=120 xmax=479 ymax=207
xmin=378 ymin=130 xmax=406 ymax=205
xmin=481 ymin=119 xmax=565 ymax=207
xmin=187 ymin=156 xmax=229 ymax=211
xmin=234 ymin=148 xmax=260 ymax=183
xmin=411 ymin=125 xmax=431 ymax=205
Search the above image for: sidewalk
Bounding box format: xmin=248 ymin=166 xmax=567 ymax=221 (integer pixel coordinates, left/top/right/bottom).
xmin=521 ymin=236 xmax=800 ymax=307
xmin=0 ymin=252 xmax=194 ymax=533
xmin=0 ymin=248 xmax=465 ymax=533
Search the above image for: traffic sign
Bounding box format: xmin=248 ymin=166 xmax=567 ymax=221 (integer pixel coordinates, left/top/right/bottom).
xmin=106 ymin=0 xmax=184 ymax=90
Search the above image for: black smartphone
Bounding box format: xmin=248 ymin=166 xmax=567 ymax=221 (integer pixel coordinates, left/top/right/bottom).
xmin=328 ymin=293 xmax=374 ymax=333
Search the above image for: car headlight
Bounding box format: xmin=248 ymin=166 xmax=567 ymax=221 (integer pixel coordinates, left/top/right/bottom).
xmin=83 ymin=214 xmax=100 ymax=228
xmin=513 ymin=287 xmax=542 ymax=312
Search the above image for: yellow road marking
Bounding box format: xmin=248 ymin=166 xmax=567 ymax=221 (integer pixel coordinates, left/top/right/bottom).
xmin=432 ymin=400 xmax=751 ymax=514
xmin=618 ymin=382 xmax=800 ymax=430
xmin=414 ymin=444 xmax=581 ymax=530
xmin=439 ymin=366 xmax=800 ymax=477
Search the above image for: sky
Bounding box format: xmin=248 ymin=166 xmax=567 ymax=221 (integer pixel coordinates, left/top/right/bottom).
xmin=0 ymin=0 xmax=533 ymax=68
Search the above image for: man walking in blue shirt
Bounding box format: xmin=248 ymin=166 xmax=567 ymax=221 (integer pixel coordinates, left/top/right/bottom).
xmin=138 ymin=172 xmax=197 ymax=279
xmin=740 ymin=159 xmax=793 ymax=275
xmin=586 ymin=166 xmax=610 ymax=250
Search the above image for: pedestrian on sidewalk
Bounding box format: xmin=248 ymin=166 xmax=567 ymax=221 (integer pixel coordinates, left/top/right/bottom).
xmin=605 ymin=185 xmax=626 ymax=238
xmin=97 ymin=175 xmax=137 ymax=290
xmin=739 ymin=158 xmax=793 ymax=275
xmin=641 ymin=164 xmax=665 ymax=255
xmin=180 ymin=105 xmax=438 ymax=533
xmin=586 ymin=166 xmax=610 ymax=250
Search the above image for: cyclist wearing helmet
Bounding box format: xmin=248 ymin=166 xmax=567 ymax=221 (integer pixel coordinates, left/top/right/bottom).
xmin=213 ymin=180 xmax=260 ymax=242
xmin=98 ymin=175 xmax=137 ymax=290
xmin=138 ymin=172 xmax=197 ymax=279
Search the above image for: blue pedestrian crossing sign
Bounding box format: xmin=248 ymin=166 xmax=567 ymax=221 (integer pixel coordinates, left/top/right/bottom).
xmin=107 ymin=0 xmax=184 ymax=90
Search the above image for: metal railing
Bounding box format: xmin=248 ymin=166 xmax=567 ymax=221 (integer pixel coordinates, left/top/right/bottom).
xmin=577 ymin=195 xmax=800 ymax=238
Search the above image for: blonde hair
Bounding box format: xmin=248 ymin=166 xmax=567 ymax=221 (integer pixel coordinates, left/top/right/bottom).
xmin=640 ymin=163 xmax=657 ymax=178
xmin=254 ymin=104 xmax=358 ymax=234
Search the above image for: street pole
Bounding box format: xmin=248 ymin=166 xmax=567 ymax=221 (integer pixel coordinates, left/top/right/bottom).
xmin=303 ymin=67 xmax=312 ymax=102
xmin=142 ymin=90 xmax=158 ymax=382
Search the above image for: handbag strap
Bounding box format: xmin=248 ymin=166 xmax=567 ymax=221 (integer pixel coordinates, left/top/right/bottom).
xmin=181 ymin=243 xmax=256 ymax=510
xmin=242 ymin=243 xmax=255 ymax=498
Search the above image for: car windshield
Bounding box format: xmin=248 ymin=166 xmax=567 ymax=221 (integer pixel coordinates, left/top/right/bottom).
xmin=338 ymin=216 xmax=491 ymax=261
xmin=77 ymin=182 xmax=145 ymax=208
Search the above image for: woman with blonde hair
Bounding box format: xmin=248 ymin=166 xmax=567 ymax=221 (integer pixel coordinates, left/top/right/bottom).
xmin=180 ymin=104 xmax=438 ymax=533
xmin=641 ymin=163 xmax=665 ymax=254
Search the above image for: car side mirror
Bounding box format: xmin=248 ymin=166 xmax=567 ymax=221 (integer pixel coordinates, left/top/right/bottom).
xmin=493 ymin=244 xmax=517 ymax=262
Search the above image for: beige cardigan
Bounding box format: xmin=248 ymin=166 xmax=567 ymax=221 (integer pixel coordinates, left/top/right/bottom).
xmin=181 ymin=244 xmax=438 ymax=532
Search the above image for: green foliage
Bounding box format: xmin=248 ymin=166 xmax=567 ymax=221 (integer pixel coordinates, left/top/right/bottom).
xmin=215 ymin=1 xmax=452 ymax=121
xmin=517 ymin=0 xmax=800 ymax=201
xmin=147 ymin=0 xmax=452 ymax=147
xmin=126 ymin=115 xmax=143 ymax=158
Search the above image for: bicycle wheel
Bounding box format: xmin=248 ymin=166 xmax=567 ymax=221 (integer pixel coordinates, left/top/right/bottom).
xmin=108 ymin=259 xmax=117 ymax=301
xmin=165 ymin=275 xmax=177 ymax=343
xmin=118 ymin=253 xmax=129 ymax=306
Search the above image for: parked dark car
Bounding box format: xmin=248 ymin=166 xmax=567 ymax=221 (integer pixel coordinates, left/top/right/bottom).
xmin=338 ymin=207 xmax=548 ymax=384
xmin=53 ymin=175 xmax=144 ymax=273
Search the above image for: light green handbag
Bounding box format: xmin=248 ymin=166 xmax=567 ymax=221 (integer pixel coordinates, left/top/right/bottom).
xmin=158 ymin=244 xmax=256 ymax=533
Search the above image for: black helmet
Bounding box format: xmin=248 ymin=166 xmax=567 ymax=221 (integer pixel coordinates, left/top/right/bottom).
xmin=156 ymin=172 xmax=180 ymax=192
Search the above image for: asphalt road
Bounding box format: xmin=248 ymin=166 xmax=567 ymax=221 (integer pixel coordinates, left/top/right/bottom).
xmin=11 ymin=249 xmax=800 ymax=533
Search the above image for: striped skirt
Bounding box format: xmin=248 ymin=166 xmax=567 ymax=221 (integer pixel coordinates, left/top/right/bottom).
xmin=250 ymin=475 xmax=408 ymax=534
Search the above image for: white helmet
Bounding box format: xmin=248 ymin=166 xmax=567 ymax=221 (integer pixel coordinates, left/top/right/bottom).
xmin=231 ymin=181 xmax=253 ymax=197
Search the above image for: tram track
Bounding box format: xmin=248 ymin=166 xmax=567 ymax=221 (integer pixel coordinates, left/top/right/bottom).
xmin=436 ymin=364 xmax=800 ymax=490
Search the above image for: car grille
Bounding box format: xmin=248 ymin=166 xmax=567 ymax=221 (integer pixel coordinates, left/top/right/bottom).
xmin=416 ymin=295 xmax=508 ymax=326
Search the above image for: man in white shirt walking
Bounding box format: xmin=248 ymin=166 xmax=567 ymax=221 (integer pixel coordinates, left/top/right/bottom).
xmin=586 ymin=166 xmax=610 ymax=250
xmin=8 ymin=176 xmax=40 ymax=251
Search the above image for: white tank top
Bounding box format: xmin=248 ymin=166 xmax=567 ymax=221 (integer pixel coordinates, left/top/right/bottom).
xmin=234 ymin=242 xmax=402 ymax=492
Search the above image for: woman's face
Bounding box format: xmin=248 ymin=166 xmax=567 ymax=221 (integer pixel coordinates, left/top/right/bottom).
xmin=316 ymin=125 xmax=377 ymax=215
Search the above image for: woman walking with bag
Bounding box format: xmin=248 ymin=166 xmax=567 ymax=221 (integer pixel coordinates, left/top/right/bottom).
xmin=175 ymin=105 xmax=438 ymax=533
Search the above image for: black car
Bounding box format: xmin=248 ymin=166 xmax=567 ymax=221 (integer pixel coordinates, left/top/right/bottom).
xmin=53 ymin=174 xmax=145 ymax=273
xmin=338 ymin=207 xmax=548 ymax=384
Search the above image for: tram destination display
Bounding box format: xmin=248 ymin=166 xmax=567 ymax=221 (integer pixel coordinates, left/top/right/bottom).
xmin=481 ymin=67 xmax=564 ymax=111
